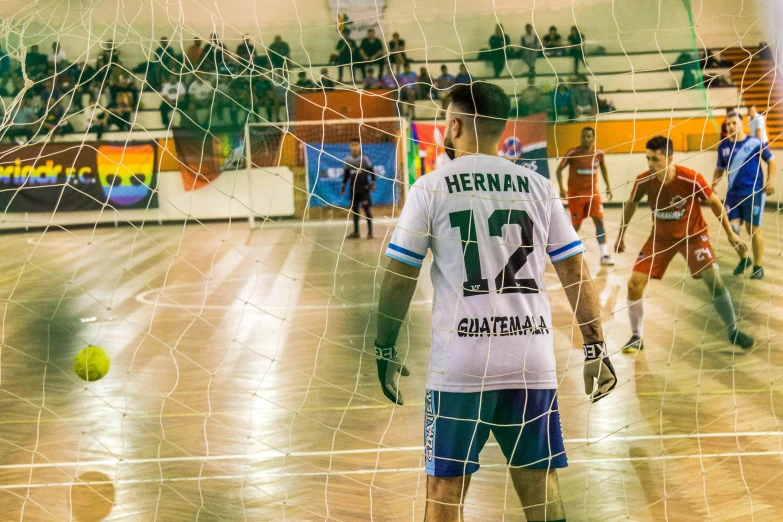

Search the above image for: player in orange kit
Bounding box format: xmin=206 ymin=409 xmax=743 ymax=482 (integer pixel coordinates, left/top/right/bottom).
xmin=614 ymin=136 xmax=754 ymax=353
xmin=556 ymin=127 xmax=614 ymax=265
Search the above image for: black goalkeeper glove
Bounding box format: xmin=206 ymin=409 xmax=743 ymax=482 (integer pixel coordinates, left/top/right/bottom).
xmin=374 ymin=342 xmax=410 ymax=405
xmin=583 ymin=341 xmax=617 ymax=402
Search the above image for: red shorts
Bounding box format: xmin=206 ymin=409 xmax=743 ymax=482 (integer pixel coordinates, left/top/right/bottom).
xmin=568 ymin=193 xmax=603 ymax=226
xmin=633 ymin=233 xmax=718 ymax=279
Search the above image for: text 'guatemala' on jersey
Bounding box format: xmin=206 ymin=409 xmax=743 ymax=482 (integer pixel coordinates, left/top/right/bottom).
xmin=385 ymin=154 xmax=585 ymax=392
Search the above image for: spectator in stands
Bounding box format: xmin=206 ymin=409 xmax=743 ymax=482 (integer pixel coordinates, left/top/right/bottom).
xmin=203 ymin=33 xmax=227 ymax=72
xmin=228 ymin=77 xmax=252 ymax=125
xmin=329 ymin=29 xmax=358 ymax=82
xmin=396 ymin=62 xmax=417 ymax=119
xmin=520 ymin=24 xmax=541 ymax=78
xmin=317 ymin=68 xmax=336 ymax=90
xmin=25 ymin=45 xmax=48 ymax=77
xmin=254 ymin=76 xmax=281 ymax=122
xmin=553 ymin=83 xmax=571 ymax=120
xmin=362 ymin=68 xmax=383 ymax=90
xmin=294 ymin=71 xmax=316 ymax=92
xmin=268 ymin=35 xmax=291 ymax=73
xmin=487 ymin=24 xmax=510 ymax=78
xmin=672 ymin=51 xmax=699 ymax=89
xmin=214 ymin=75 xmax=233 ymax=124
xmin=434 ymin=64 xmax=455 ymax=108
xmin=160 ymin=73 xmax=185 ymax=127
xmin=186 ymin=37 xmax=204 ymax=70
xmin=542 ymin=26 xmax=563 ymax=57
xmin=388 ymin=32 xmax=407 ymax=74
xmin=9 ymin=97 xmax=37 ymax=143
xmin=758 ymin=42 xmax=772 ymax=61
xmin=571 ymin=77 xmax=597 ymax=118
xmin=108 ymin=89 xmax=133 ymax=131
xmin=85 ymin=95 xmax=110 ymax=139
xmin=418 ymin=67 xmax=433 ymax=100
xmin=455 ymin=64 xmax=472 ymax=85
xmin=380 ymin=64 xmax=398 ymax=89
xmin=48 ymin=43 xmax=68 ymax=68
xmin=568 ymin=26 xmax=585 ymax=73
xmin=153 ymin=37 xmax=180 ymax=88
xmin=517 ymin=76 xmax=548 ymax=116
xmin=748 ymin=105 xmax=768 ymax=144
xmin=188 ymin=73 xmax=214 ymax=111
xmin=236 ymin=35 xmax=257 ymax=72
xmin=100 ymin=40 xmax=120 ymax=65
xmin=358 ymin=28 xmax=385 ymax=78
xmin=110 ymin=74 xmax=139 ymax=114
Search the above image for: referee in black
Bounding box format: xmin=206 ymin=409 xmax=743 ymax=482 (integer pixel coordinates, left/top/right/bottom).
xmin=340 ymin=137 xmax=377 ymax=239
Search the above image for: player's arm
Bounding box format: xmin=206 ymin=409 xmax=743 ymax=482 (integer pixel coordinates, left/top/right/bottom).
xmin=599 ymin=156 xmax=613 ymax=201
xmin=706 ymin=192 xmax=747 ymax=257
xmin=614 ymin=190 xmax=643 ymax=253
xmin=555 ymin=156 xmax=569 ymax=199
xmin=340 ymin=164 xmax=350 ymax=195
xmin=763 ymin=148 xmax=776 ymax=196
xmin=366 ymin=157 xmax=377 ymax=190
xmin=712 ymin=168 xmax=725 ymax=189
xmin=553 ymin=253 xmax=617 ymax=402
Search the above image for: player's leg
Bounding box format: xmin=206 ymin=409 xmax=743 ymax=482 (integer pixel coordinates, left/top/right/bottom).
xmin=744 ymin=191 xmax=765 ymax=279
xmin=509 ymin=469 xmax=565 ymax=521
xmin=569 ymin=195 xmax=586 ymax=233
xmin=493 ymin=389 xmax=567 ymax=520
xmin=589 ymin=194 xmax=612 ymax=265
xmin=426 ymin=475 xmax=472 ymax=521
xmin=424 ymin=390 xmax=494 ymax=521
xmin=725 ymin=195 xmax=752 ymax=275
xmin=362 ymin=198 xmax=374 ymax=239
xmin=687 ymin=236 xmax=754 ymax=348
xmin=347 ymin=195 xmax=360 ymax=238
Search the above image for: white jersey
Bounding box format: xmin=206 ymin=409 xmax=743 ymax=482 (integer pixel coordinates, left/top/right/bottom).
xmin=386 ymin=154 xmax=584 ymax=392
xmin=749 ymin=114 xmax=768 ymax=144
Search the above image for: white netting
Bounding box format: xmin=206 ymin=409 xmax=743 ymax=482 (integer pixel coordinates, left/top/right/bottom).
xmin=0 ymin=0 xmax=781 ymax=519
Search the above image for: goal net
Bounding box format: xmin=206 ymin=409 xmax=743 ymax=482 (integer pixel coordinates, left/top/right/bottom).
xmin=0 ymin=0 xmax=780 ymax=520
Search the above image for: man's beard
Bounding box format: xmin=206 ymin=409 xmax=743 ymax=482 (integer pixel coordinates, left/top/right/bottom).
xmin=444 ymin=133 xmax=456 ymax=160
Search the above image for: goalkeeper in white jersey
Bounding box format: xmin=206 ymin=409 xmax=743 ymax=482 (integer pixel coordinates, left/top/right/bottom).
xmin=374 ymin=83 xmax=617 ymax=521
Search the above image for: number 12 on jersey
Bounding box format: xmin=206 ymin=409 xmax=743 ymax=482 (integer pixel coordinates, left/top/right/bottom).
xmin=449 ymin=209 xmax=539 ymax=297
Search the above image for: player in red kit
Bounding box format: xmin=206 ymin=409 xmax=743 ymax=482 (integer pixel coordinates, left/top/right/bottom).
xmin=615 ymin=136 xmax=753 ymax=353
xmin=556 ymin=127 xmax=614 ymax=265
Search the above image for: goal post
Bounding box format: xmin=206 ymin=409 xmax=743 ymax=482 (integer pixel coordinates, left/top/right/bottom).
xmin=244 ymin=117 xmax=409 ymax=228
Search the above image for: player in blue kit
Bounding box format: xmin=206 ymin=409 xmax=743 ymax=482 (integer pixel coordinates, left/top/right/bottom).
xmin=713 ymin=112 xmax=776 ymax=279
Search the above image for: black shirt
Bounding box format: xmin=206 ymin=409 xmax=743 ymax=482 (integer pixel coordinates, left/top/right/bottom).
xmin=360 ymin=38 xmax=384 ymax=59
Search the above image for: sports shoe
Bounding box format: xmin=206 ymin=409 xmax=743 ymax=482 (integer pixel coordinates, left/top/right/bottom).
xmin=623 ymin=336 xmax=644 ymax=354
xmin=749 ymin=266 xmax=764 ymax=280
xmin=728 ymin=328 xmax=755 ymax=349
xmin=733 ymin=257 xmax=752 ymax=275
xmin=367 ymin=234 xmax=375 ymax=240
xmin=600 ymin=255 xmax=615 ymax=266
xmin=346 ymin=232 xmax=360 ymax=239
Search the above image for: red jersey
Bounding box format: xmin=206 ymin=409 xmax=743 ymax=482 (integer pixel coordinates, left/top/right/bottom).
xmin=559 ymin=147 xmax=605 ymax=196
xmin=630 ymin=165 xmax=713 ymax=240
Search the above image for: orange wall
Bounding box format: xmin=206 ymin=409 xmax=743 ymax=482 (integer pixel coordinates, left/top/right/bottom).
xmin=546 ymin=116 xmax=724 ymax=157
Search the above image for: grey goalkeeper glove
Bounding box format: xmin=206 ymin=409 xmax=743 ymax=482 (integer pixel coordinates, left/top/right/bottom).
xmin=374 ymin=342 xmax=410 ymax=405
xmin=583 ymin=341 xmax=617 ymax=402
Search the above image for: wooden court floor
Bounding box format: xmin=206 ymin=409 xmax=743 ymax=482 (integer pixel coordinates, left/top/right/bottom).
xmin=0 ymin=207 xmax=781 ymax=521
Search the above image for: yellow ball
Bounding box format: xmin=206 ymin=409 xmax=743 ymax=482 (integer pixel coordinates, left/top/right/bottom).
xmin=73 ymin=346 xmax=110 ymax=382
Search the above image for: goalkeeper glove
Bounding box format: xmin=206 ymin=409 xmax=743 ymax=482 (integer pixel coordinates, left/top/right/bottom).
xmin=374 ymin=342 xmax=410 ymax=405
xmin=583 ymin=341 xmax=617 ymax=402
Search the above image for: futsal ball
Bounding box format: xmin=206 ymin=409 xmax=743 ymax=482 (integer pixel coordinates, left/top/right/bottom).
xmin=73 ymin=346 xmax=111 ymax=382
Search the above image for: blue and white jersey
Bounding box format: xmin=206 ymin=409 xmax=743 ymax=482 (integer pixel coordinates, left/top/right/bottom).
xmin=716 ymin=136 xmax=774 ymax=197
xmin=385 ymin=154 xmax=584 ymax=393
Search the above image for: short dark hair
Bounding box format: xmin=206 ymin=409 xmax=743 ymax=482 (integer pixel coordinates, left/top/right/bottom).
xmin=581 ymin=127 xmax=595 ymax=135
xmin=349 ymin=137 xmax=360 ymax=144
xmin=441 ymin=64 xmax=447 ymax=70
xmin=646 ymin=136 xmax=674 ymax=156
xmin=448 ymin=82 xmax=510 ymax=136
xmin=728 ymin=111 xmax=743 ymax=121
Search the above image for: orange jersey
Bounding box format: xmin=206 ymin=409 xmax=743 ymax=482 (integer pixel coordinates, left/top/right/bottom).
xmin=559 ymin=147 xmax=605 ymax=196
xmin=630 ymin=165 xmax=713 ymax=241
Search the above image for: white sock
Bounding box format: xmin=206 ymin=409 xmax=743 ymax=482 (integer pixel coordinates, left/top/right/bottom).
xmin=600 ymin=243 xmax=609 ymax=257
xmin=628 ymin=298 xmax=644 ymax=338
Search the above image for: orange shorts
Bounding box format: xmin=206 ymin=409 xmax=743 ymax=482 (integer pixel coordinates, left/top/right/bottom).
xmin=633 ymin=233 xmax=718 ymax=280
xmin=568 ymin=194 xmax=603 ymax=226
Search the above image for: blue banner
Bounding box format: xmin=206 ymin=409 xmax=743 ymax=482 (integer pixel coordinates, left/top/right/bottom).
xmin=305 ymin=143 xmax=398 ymax=208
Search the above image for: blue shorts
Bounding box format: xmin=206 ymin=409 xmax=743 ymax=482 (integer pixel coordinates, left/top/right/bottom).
xmin=725 ymin=191 xmax=765 ymax=227
xmin=424 ymin=388 xmax=567 ymax=477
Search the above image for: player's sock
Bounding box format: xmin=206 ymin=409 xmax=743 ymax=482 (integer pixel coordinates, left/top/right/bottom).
xmin=600 ymin=242 xmax=609 ymax=257
xmin=628 ymin=298 xmax=644 ymax=338
xmin=353 ymin=213 xmax=360 ymax=235
xmin=365 ymin=205 xmax=373 ymax=236
xmin=713 ymin=289 xmax=737 ymax=331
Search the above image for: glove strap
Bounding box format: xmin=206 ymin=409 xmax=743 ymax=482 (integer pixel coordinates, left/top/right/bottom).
xmin=583 ymin=341 xmax=606 ymax=360
xmin=375 ymin=342 xmax=396 ymax=360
